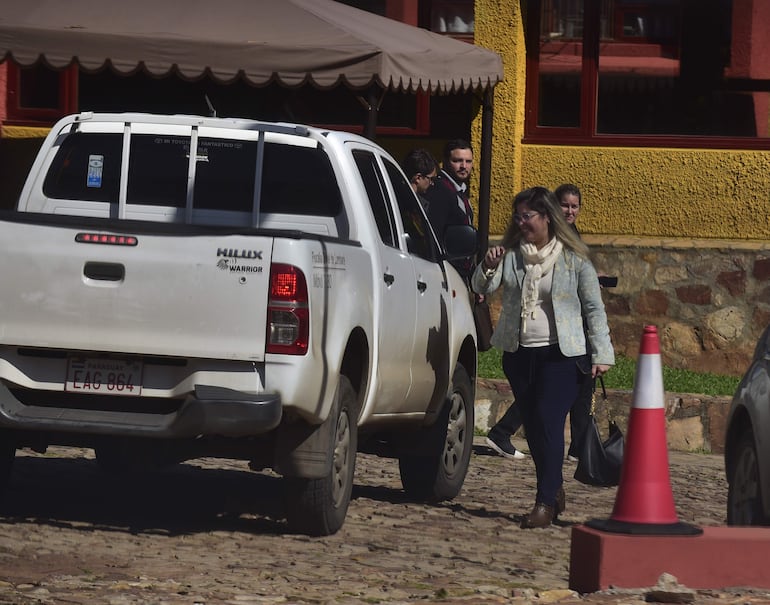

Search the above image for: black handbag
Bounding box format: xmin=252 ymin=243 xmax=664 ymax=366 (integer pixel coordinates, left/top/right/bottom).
xmin=574 ymin=377 xmax=624 ymax=487
xmin=473 ymin=299 xmax=494 ymax=352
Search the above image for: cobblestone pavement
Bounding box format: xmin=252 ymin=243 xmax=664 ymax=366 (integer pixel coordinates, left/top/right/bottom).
xmin=0 ymin=438 xmax=767 ymax=605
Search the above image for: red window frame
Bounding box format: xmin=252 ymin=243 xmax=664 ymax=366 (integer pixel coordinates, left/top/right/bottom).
xmin=523 ymin=0 xmax=770 ymax=150
xmin=5 ymin=62 xmax=78 ymax=125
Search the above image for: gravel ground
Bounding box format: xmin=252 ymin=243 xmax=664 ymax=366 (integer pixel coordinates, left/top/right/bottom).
xmin=0 ymin=438 xmax=766 ymax=605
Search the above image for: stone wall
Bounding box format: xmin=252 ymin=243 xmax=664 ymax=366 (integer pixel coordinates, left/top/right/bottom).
xmin=485 ymin=236 xmax=770 ymax=376
xmin=476 ymin=236 xmax=767 ymax=456
xmin=475 ymin=378 xmax=732 ymax=455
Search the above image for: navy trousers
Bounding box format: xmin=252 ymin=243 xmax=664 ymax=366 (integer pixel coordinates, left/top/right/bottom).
xmin=503 ymin=345 xmax=585 ymax=507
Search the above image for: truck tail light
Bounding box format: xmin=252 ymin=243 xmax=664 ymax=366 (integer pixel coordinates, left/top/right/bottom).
xmin=267 ymin=264 xmax=309 ymax=355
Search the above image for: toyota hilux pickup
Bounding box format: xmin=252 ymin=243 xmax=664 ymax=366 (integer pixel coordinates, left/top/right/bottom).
xmin=0 ymin=112 xmax=479 ymax=535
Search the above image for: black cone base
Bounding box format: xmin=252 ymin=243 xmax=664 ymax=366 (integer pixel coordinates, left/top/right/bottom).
xmin=586 ymin=518 xmax=703 ymax=536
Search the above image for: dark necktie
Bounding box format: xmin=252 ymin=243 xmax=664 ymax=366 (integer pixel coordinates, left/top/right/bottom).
xmin=460 ymin=189 xmax=473 ymax=225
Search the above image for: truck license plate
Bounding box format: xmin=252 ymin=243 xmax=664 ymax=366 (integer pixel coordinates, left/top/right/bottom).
xmin=65 ymin=358 xmax=143 ymax=396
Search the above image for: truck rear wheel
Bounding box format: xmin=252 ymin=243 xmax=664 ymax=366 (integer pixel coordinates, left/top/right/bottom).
xmin=399 ymin=363 xmax=474 ymax=501
xmin=284 ymin=376 xmax=358 ymax=536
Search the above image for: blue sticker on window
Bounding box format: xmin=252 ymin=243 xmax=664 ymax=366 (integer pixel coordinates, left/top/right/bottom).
xmin=87 ymin=155 xmax=104 ymax=188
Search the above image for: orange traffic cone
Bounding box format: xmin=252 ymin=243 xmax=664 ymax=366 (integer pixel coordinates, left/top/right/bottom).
xmin=587 ymin=325 xmax=701 ymax=535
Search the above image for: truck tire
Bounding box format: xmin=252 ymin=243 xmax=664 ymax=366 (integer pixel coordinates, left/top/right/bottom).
xmin=399 ymin=363 xmax=474 ymax=502
xmin=727 ymin=428 xmax=769 ymax=526
xmin=284 ymin=376 xmax=358 ymax=536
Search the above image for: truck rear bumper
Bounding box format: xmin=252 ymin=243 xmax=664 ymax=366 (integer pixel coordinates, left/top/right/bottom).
xmin=0 ymin=382 xmax=282 ymax=438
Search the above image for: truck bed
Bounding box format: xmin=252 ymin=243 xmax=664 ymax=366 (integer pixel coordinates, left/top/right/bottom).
xmin=0 ymin=215 xmax=274 ymax=362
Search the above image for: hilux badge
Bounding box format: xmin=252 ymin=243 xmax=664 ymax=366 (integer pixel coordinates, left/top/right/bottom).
xmin=216 ymin=248 xmax=263 ymax=260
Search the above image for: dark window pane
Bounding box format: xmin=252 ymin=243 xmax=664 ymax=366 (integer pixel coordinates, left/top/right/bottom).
xmin=597 ymin=1 xmax=682 ymax=134
xmin=431 ymin=1 xmax=475 ymax=34
xmin=41 ymin=131 xmax=344 ymax=216
xmin=532 ymin=0 xmax=770 ymax=139
xmin=540 ymin=0 xmax=585 ymax=39
xmin=537 ymin=69 xmax=581 ymax=127
xmin=595 ymin=1 xmax=766 ymax=137
xmin=127 ymin=135 xmax=189 ymax=207
xmin=194 ymin=139 xmax=342 ymax=215
xmin=19 ymin=64 xmax=59 ymax=109
xmin=43 ymin=133 xmax=122 ymax=202
xmin=537 ymin=0 xmax=583 ymax=127
xmin=193 ymin=138 xmax=257 ymax=212
xmin=383 ymin=159 xmax=437 ymax=261
xmin=353 ymin=150 xmax=397 ymax=247
xmin=259 ymin=144 xmax=343 ymax=217
xmin=335 ymin=0 xmax=386 ymax=16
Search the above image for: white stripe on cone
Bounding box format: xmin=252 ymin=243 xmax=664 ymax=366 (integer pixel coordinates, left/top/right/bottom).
xmin=632 ymin=352 xmax=665 ymax=410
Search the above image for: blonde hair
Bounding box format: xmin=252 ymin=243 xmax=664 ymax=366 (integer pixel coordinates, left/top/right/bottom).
xmin=500 ymin=186 xmax=589 ymax=258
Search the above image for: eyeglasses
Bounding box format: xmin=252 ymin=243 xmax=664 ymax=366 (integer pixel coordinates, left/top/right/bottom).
xmin=513 ymin=212 xmax=541 ymax=224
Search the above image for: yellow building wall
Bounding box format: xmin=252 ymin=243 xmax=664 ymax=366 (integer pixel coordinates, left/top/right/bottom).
xmin=473 ymin=0 xmax=770 ymax=241
xmin=519 ymin=146 xmax=770 ymax=239
xmin=470 ymin=0 xmax=526 ymax=235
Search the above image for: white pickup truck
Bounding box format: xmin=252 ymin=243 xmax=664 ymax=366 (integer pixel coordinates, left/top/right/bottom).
xmin=0 ymin=112 xmax=479 ymax=535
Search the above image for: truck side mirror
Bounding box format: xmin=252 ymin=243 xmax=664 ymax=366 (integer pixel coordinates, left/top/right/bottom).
xmin=442 ymin=224 xmax=478 ymax=261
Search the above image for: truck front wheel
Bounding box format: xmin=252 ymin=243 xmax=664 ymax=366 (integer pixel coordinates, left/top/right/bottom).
xmin=284 ymin=376 xmax=358 ymax=536
xmin=399 ymin=363 xmax=474 ymax=501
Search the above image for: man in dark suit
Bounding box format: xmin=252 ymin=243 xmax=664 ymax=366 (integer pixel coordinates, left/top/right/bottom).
xmin=424 ymin=139 xmax=475 ymax=279
xmin=425 ymin=139 xmax=474 ymax=230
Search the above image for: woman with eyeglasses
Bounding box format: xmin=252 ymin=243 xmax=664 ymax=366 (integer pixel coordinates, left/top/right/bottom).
xmin=401 ymin=148 xmax=438 ymax=212
xmin=471 ymin=186 xmax=614 ymax=529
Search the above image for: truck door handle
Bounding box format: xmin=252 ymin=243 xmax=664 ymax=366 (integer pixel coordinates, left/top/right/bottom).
xmin=84 ymin=261 xmax=125 ymax=282
xmin=417 ymin=280 xmax=427 ymax=293
xmin=383 ymin=272 xmax=395 ymax=286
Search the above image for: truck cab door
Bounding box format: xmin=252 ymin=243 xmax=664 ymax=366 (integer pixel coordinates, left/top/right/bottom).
xmin=352 ymin=150 xmax=417 ymax=411
xmin=381 ymin=158 xmax=451 ymax=414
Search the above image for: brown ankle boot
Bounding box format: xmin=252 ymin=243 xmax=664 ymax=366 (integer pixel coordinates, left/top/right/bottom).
xmin=520 ymin=503 xmax=555 ymax=529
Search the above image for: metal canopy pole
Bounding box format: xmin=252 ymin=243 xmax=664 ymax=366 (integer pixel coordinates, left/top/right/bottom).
xmin=478 ymin=86 xmax=495 ymax=253
xmin=362 ymin=85 xmax=383 ymax=141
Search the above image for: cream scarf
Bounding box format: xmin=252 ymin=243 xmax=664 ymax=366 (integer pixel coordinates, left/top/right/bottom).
xmin=520 ymin=237 xmax=562 ymax=332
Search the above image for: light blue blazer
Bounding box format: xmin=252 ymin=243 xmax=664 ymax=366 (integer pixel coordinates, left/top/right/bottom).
xmin=471 ymin=247 xmax=615 ymax=365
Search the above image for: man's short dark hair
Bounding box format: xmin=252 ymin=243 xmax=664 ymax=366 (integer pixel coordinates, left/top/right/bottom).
xmin=443 ymin=139 xmax=472 ymax=164
xmin=402 ymin=148 xmax=437 ymax=180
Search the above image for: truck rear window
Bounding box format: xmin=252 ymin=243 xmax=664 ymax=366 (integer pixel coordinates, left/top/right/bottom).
xmin=43 ymin=133 xmax=122 ymax=203
xmin=43 ymin=131 xmax=343 ymax=217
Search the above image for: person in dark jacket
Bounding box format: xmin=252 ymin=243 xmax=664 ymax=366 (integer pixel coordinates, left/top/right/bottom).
xmin=401 ymin=148 xmax=438 ymax=212
xmin=423 ymin=139 xmax=475 ymax=280
xmin=555 ymin=183 xmax=594 ymax=462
